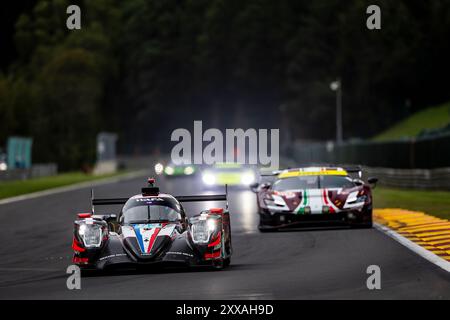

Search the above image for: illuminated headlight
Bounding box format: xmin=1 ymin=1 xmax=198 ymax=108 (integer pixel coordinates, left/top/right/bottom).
xmin=347 ymin=191 xmax=366 ymax=204
xmin=184 ymin=166 xmax=194 ymax=175
xmin=164 ymin=166 xmax=175 ymax=175
xmin=0 ymin=162 xmax=7 ymax=171
xmin=356 ymin=195 xmax=367 ymax=203
xmin=241 ymin=172 xmax=255 ymax=185
xmin=154 ymin=163 xmax=164 ymax=175
xmin=202 ymin=172 xmax=216 ymax=185
xmin=78 ymin=224 xmax=103 ymax=248
xmin=191 ymin=218 xmax=218 ymax=244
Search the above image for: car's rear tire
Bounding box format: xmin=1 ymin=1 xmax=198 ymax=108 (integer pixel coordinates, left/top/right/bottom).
xmin=258 ymin=225 xmax=277 ymax=232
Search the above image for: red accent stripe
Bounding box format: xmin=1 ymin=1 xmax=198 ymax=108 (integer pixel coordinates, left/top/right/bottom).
xmin=204 ymin=250 xmax=221 ymax=259
xmin=147 ymin=228 xmax=161 ymax=253
xmin=72 ymin=237 xmax=85 ymax=252
xmin=208 ymin=232 xmax=222 ymax=247
xmin=322 ymin=189 xmax=335 ymax=213
xmin=73 ymin=256 xmax=89 ymax=264
xmin=77 ymin=213 xmax=92 ymax=218
xmin=322 ymin=189 xmax=329 ymax=204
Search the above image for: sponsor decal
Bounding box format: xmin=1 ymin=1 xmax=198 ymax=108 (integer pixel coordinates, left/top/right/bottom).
xmin=99 ymin=253 xmax=127 ymax=261
xmin=166 ymin=251 xmax=194 ymax=258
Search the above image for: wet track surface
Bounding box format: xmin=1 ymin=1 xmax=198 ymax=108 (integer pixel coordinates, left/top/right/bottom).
xmin=0 ymin=174 xmax=449 ymax=299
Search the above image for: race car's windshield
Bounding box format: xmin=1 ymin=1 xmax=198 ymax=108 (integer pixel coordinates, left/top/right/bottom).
xmin=320 ymin=175 xmax=355 ymax=188
xmin=273 ymin=175 xmax=355 ymax=191
xmin=273 ymin=176 xmax=318 ymax=191
xmin=122 ymin=203 xmax=181 ymax=224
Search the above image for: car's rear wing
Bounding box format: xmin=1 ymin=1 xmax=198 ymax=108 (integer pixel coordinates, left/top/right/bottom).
xmin=343 ymin=165 xmax=363 ymax=178
xmin=260 ymin=165 xmax=363 ymax=177
xmin=260 ymin=169 xmax=283 ymax=177
xmin=90 ymin=187 xmax=228 ymax=213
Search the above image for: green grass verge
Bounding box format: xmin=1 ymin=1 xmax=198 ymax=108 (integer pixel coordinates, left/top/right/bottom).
xmin=0 ymin=171 xmax=128 ymax=200
xmin=373 ymin=102 xmax=450 ymax=141
xmin=373 ymin=187 xmax=450 ymax=220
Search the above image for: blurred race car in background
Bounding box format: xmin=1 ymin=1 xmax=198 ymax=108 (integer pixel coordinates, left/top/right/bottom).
xmin=251 ymin=167 xmax=377 ymax=231
xmin=154 ymin=161 xmax=196 ymax=177
xmin=201 ymin=162 xmax=257 ymax=188
xmin=72 ymin=179 xmax=232 ymax=271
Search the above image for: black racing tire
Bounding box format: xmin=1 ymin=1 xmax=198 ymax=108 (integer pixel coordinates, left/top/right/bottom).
xmin=258 ymin=225 xmax=277 ymax=232
xmin=258 ymin=213 xmax=278 ymax=232
xmin=212 ymin=258 xmax=227 ymax=270
xmin=351 ymin=221 xmax=373 ymax=229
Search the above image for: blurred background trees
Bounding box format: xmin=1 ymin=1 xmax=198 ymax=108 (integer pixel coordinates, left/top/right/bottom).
xmin=1 ymin=0 xmax=449 ymax=170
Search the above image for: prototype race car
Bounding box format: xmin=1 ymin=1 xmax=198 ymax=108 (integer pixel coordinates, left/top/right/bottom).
xmin=251 ymin=167 xmax=377 ymax=231
xmin=154 ymin=161 xmax=196 ymax=177
xmin=72 ymin=179 xmax=232 ymax=271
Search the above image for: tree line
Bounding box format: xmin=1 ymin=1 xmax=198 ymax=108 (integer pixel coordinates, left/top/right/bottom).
xmin=0 ymin=0 xmax=449 ymax=170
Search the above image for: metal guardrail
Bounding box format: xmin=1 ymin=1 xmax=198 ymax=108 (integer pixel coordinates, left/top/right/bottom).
xmin=0 ymin=163 xmax=57 ymax=181
xmin=363 ymin=166 xmax=450 ymax=190
xmin=291 ymin=133 xmax=450 ymax=169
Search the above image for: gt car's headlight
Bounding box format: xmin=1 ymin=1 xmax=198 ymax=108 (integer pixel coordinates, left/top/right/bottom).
xmin=202 ymin=172 xmax=216 ymax=185
xmin=241 ymin=171 xmax=255 ymax=185
xmin=184 ymin=166 xmax=194 ymax=175
xmin=164 ymin=166 xmax=175 ymax=175
xmin=356 ymin=195 xmax=367 ymax=203
xmin=154 ymin=163 xmax=164 ymax=175
xmin=78 ymin=224 xmax=103 ymax=248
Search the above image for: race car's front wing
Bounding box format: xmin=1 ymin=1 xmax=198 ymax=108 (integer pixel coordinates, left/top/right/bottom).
xmin=73 ymin=231 xmax=230 ymax=270
xmin=258 ymin=206 xmax=372 ymax=230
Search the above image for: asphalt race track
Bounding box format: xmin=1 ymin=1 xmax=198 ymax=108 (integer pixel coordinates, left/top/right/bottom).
xmin=0 ymin=174 xmax=449 ymax=299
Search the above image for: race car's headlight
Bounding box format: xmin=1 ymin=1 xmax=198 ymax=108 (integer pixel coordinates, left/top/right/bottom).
xmin=78 ymin=224 xmax=103 ymax=248
xmin=207 ymin=218 xmax=217 ymax=231
xmin=154 ymin=163 xmax=164 ymax=175
xmin=190 ymin=217 xmax=218 ymax=244
xmin=184 ymin=166 xmax=194 ymax=175
xmin=164 ymin=166 xmax=175 ymax=175
xmin=241 ymin=171 xmax=255 ymax=185
xmin=0 ymin=162 xmax=7 ymax=171
xmin=202 ymin=172 xmax=216 ymax=185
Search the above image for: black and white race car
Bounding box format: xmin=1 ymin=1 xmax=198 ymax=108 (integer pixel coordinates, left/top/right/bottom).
xmin=72 ymin=179 xmax=232 ymax=271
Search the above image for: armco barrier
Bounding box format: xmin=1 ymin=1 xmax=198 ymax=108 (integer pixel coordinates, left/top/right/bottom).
xmin=292 ymin=133 xmax=450 ymax=169
xmin=0 ymin=163 xmax=57 ymax=182
xmin=363 ymin=167 xmax=450 ymax=190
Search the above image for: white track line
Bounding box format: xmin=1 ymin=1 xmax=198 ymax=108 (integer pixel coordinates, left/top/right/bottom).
xmin=0 ymin=170 xmax=148 ymax=206
xmin=374 ymin=222 xmax=450 ymax=273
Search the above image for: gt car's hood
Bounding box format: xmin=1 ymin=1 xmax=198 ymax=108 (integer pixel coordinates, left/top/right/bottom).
xmin=121 ymin=223 xmax=178 ymax=259
xmin=266 ymin=186 xmax=365 ymax=214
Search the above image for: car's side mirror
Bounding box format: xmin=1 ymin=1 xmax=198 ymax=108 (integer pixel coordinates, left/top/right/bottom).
xmin=101 ymin=214 xmax=118 ymax=232
xmin=102 ymin=214 xmax=117 ymax=222
xmin=250 ymin=182 xmax=259 ymax=192
xmin=367 ymin=177 xmax=378 ymax=188
xmin=261 ymin=183 xmax=271 ymax=190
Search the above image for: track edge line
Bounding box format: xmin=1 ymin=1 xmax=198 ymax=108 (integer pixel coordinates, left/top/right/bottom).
xmin=0 ymin=170 xmax=148 ymax=206
xmin=374 ymin=222 xmax=450 ymax=273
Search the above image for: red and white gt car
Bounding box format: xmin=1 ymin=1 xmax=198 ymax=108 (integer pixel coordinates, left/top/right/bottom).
xmin=251 ymin=167 xmax=377 ymax=231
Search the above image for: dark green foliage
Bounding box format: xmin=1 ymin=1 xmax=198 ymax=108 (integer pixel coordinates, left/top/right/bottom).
xmin=1 ymin=0 xmax=449 ymax=169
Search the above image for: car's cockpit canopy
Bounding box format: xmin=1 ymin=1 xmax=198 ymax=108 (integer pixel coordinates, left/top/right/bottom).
xmin=120 ymin=196 xmax=182 ymax=224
